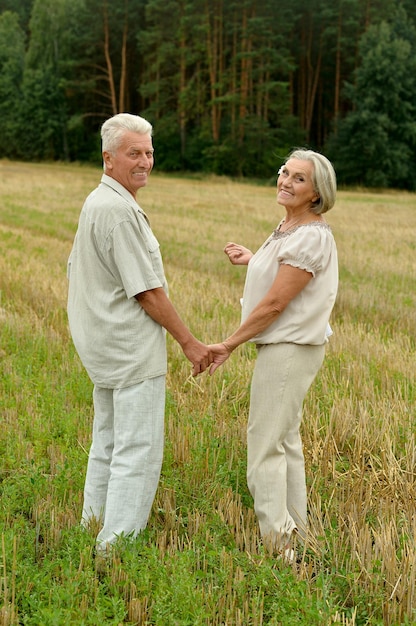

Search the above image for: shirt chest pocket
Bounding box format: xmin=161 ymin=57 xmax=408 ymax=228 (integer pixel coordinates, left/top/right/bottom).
xmin=144 ymin=231 xmax=160 ymax=254
xmin=143 ymin=231 xmax=166 ymax=285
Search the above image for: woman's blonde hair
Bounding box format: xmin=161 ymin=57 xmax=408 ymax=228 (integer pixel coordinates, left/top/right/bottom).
xmin=287 ymin=148 xmax=337 ymax=214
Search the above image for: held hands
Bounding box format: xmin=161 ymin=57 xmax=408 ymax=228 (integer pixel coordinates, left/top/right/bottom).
xmin=224 ymin=242 xmax=253 ymax=266
xmin=183 ymin=338 xmax=212 ymax=377
xmin=188 ymin=240 xmax=249 ymax=376
xmin=189 ymin=341 xmax=233 ymax=377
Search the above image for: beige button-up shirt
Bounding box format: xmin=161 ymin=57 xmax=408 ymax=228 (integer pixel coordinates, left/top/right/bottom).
xmin=67 ymin=175 xmax=167 ymax=388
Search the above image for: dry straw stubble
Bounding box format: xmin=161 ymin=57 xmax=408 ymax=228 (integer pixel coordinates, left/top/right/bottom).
xmin=0 ymin=160 xmax=415 ymax=625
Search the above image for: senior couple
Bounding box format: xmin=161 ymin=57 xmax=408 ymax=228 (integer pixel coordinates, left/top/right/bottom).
xmin=67 ymin=113 xmax=338 ymax=562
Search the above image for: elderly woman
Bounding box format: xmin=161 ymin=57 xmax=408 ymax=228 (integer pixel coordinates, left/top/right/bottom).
xmin=209 ymin=148 xmax=338 ymax=557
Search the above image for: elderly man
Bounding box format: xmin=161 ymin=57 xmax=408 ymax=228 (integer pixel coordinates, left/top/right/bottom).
xmin=67 ymin=113 xmax=211 ymax=555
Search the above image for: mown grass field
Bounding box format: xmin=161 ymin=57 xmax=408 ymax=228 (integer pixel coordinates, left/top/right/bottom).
xmin=0 ymin=160 xmax=415 ymax=625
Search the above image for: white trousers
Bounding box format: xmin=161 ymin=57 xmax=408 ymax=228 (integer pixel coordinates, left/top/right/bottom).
xmin=81 ymin=376 xmax=165 ymax=551
xmin=247 ymin=343 xmax=325 ymax=550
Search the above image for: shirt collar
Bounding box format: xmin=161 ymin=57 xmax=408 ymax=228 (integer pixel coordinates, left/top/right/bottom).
xmin=100 ymin=173 xmax=149 ymax=221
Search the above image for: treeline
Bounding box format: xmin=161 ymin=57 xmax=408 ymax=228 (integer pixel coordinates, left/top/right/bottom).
xmin=1 ymin=0 xmax=416 ymax=188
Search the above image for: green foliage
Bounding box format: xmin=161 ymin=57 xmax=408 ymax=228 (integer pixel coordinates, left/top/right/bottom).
xmin=1 ymin=1 xmax=416 ymax=181
xmin=327 ymin=7 xmax=416 ymax=190
xmin=0 ymin=11 xmax=25 ymax=156
xmin=138 ymin=0 xmax=301 ymax=177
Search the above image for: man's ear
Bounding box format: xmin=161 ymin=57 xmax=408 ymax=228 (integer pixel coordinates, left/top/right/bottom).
xmin=103 ymin=151 xmax=112 ymax=170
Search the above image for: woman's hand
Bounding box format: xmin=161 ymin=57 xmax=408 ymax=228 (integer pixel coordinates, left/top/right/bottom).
xmin=208 ymin=342 xmax=233 ymax=374
xmin=224 ymin=242 xmax=253 ymax=265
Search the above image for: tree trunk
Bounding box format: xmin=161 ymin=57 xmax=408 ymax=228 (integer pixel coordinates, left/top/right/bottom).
xmin=118 ymin=0 xmax=128 ymax=112
xmin=238 ymin=7 xmax=249 ymax=144
xmin=299 ymin=9 xmax=323 ymax=141
xmin=230 ymin=24 xmax=238 ymax=140
xmin=103 ymin=0 xmax=117 ymax=114
xmin=333 ymin=8 xmax=342 ymax=129
xmin=205 ymin=4 xmax=216 ymax=141
xmin=304 ymin=34 xmax=322 ymax=140
xmin=179 ymin=31 xmax=187 ymax=157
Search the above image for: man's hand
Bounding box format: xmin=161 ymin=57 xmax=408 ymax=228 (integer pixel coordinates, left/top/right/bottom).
xmin=183 ymin=339 xmax=212 ymax=376
xmin=136 ymin=288 xmax=212 ymax=376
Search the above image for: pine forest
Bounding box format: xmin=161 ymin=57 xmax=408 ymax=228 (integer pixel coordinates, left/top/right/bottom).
xmin=0 ymin=0 xmax=416 ymax=188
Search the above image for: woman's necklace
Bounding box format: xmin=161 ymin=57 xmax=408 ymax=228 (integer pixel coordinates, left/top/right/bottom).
xmin=263 ymin=209 xmax=321 ymax=248
xmin=263 ymin=209 xmax=309 ymax=248
xmin=279 ymin=208 xmax=312 ymax=231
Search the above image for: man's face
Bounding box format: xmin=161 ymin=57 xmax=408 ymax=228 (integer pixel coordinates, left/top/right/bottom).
xmin=103 ymin=131 xmax=154 ymax=198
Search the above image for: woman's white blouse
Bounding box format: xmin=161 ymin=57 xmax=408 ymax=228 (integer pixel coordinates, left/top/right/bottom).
xmin=241 ymin=222 xmax=338 ymax=346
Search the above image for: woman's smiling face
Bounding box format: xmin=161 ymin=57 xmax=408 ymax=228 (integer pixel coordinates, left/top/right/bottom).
xmin=277 ymin=158 xmax=319 ymax=212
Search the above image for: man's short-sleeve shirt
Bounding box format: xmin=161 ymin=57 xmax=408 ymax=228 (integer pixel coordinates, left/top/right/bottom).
xmin=67 ymin=174 xmax=168 ymax=388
